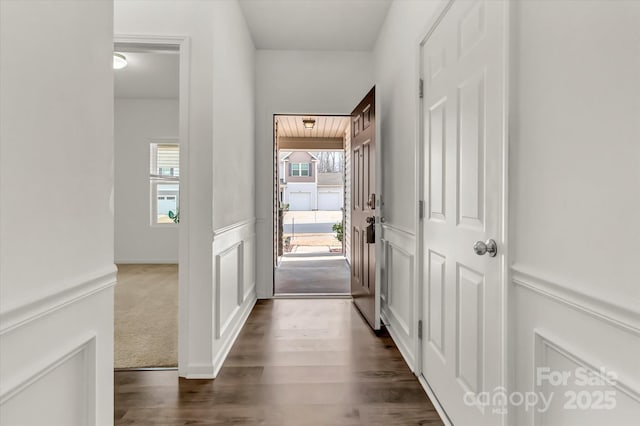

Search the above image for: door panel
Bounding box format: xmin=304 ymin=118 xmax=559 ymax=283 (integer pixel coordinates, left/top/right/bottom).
xmin=351 ymin=87 xmax=378 ymax=330
xmin=420 ymin=1 xmax=506 ymax=425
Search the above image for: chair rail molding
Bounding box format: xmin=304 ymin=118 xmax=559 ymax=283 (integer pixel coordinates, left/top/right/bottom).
xmin=512 ymin=264 xmax=640 ymax=335
xmin=0 ymin=266 xmax=117 ymax=335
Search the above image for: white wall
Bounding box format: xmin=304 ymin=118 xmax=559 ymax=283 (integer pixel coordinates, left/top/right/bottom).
xmin=0 ymin=1 xmax=115 ymax=424
xmin=114 ymin=98 xmax=179 ymax=263
xmin=373 ymin=0 xmax=442 ymax=370
xmin=510 ymin=1 xmax=640 ymax=423
xmin=255 ymin=50 xmax=374 ymax=297
xmin=115 ymin=0 xmax=256 ymax=379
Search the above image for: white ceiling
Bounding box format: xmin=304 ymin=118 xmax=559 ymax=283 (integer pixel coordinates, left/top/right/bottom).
xmin=277 ymin=115 xmax=350 ymax=138
xmin=238 ymin=0 xmax=392 ymax=51
xmin=114 ymin=50 xmax=179 ymax=99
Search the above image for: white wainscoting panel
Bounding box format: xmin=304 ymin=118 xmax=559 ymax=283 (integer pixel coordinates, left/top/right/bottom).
xmin=533 ymin=331 xmax=640 ymax=426
xmin=381 ymin=223 xmax=417 ymax=371
xmin=512 ymin=268 xmax=640 ymax=425
xmin=0 ymin=269 xmax=115 ymax=426
xmin=1 ymin=336 xmax=95 ymax=425
xmin=211 ymin=218 xmax=257 ymax=377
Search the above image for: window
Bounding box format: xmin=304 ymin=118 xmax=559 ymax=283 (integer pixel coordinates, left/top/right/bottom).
xmin=291 ymin=162 xmax=310 ymax=177
xmin=150 ymin=142 xmax=179 ymax=224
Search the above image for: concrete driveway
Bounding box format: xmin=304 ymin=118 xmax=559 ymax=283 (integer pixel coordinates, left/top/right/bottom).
xmin=283 ymin=210 xmax=343 ymax=225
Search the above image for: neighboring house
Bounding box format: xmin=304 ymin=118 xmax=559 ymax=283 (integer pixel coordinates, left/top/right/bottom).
xmin=279 ymin=151 xmax=344 ymax=211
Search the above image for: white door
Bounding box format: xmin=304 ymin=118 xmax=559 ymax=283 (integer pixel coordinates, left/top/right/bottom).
xmin=289 ymin=192 xmax=311 ymax=211
xmin=420 ymin=1 xmax=507 ymax=425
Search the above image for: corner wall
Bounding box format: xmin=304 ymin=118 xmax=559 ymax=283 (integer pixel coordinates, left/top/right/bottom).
xmin=255 ymin=50 xmax=374 ymax=298
xmin=0 ymin=1 xmax=115 ymax=424
xmin=115 ymin=0 xmax=256 ymax=379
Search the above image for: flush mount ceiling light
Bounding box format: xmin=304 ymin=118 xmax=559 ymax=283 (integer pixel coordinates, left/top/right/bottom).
xmin=302 ymin=118 xmax=316 ymax=130
xmin=113 ymin=52 xmax=127 ymax=70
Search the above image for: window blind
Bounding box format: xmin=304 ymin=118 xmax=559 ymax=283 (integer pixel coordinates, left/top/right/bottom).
xmin=150 ymin=143 xmax=179 ymax=178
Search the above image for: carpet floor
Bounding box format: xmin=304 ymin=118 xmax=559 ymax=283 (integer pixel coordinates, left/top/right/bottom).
xmin=114 ymin=264 xmax=178 ymax=368
xmin=274 ymin=253 xmax=350 ymax=294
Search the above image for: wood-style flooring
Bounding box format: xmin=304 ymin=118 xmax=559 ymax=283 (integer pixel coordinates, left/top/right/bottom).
xmin=115 ymin=299 xmax=444 ymax=425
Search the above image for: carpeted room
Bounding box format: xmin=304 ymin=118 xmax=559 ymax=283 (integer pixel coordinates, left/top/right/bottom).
xmin=113 ymin=45 xmax=180 ymax=369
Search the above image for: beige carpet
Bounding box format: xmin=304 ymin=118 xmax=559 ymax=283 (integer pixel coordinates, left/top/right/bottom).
xmin=114 ymin=264 xmax=178 ymax=368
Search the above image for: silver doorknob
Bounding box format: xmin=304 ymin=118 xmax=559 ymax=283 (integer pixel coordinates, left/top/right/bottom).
xmin=473 ymin=239 xmax=497 ymax=257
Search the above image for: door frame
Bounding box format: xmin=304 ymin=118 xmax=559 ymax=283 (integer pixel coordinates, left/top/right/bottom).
xmin=413 ymin=1 xmax=511 ymax=424
xmin=271 ymin=113 xmax=352 ymax=298
xmin=113 ymin=34 xmax=191 ymax=375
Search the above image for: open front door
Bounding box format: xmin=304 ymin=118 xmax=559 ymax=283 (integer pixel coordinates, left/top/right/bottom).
xmin=350 ymin=87 xmax=380 ymax=330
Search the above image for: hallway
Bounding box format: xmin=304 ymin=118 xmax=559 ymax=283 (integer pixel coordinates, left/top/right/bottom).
xmin=115 ymin=299 xmax=443 ymax=425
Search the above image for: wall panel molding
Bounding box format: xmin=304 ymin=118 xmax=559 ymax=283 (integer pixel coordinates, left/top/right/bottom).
xmin=0 ymin=334 xmax=96 ymax=408
xmin=0 ymin=267 xmax=117 ymax=335
xmin=512 ymin=265 xmax=640 ymax=335
xmin=210 ymin=218 xmax=257 ymax=378
xmin=534 ymin=330 xmax=640 ymax=404
xmin=381 ymin=224 xmax=417 ymax=371
xmin=533 ymin=330 xmax=640 ymax=426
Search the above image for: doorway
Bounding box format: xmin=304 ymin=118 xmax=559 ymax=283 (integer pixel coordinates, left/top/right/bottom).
xmin=113 ymin=37 xmax=188 ymax=370
xmin=273 ymin=115 xmax=351 ymax=296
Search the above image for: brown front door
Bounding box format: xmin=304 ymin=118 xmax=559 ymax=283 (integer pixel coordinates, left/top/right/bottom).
xmin=351 ymin=87 xmax=378 ymax=330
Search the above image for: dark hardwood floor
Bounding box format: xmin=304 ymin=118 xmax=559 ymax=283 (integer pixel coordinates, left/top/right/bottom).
xmin=115 ymin=299 xmax=444 ymax=425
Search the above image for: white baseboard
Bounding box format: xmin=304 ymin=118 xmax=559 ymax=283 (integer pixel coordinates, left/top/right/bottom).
xmin=418 ymin=375 xmax=453 ymax=426
xmin=381 ymin=310 xmax=416 ymax=372
xmin=183 ymin=363 xmax=215 ymax=379
xmin=212 ymin=293 xmax=257 ymax=378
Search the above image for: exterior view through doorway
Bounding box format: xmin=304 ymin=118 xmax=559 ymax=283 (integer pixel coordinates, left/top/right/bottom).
xmin=273 ymin=115 xmax=351 ymax=295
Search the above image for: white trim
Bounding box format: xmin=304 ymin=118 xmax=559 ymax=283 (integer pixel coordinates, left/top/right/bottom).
xmin=213 ymin=218 xmax=257 ymax=239
xmin=512 ymin=266 xmax=640 ymax=335
xmin=381 ymin=222 xmax=415 ymax=238
xmin=414 ymin=0 xmax=456 ymax=392
xmin=418 ymin=374 xmax=454 ymax=426
xmin=215 ymin=241 xmax=243 ymax=339
xmin=212 ymin=295 xmax=256 ymax=378
xmin=183 ymin=363 xmax=215 ymax=379
xmin=115 ymin=33 xmax=191 ymax=379
xmin=0 ymin=334 xmax=97 ymax=415
xmin=533 ymin=329 xmax=640 ymax=426
xmin=0 ymin=267 xmax=117 ymax=335
xmin=500 ymin=1 xmax=513 ymax=425
xmin=381 ymin=310 xmax=416 ymax=372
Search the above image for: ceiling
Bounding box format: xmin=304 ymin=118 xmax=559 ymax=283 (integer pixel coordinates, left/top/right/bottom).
xmin=238 ymin=0 xmax=392 ymax=51
xmin=277 ymin=115 xmax=350 ymax=138
xmin=114 ymin=50 xmax=179 ymax=99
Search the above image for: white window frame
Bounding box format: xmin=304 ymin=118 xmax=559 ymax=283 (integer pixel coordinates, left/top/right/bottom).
xmin=150 ymin=139 xmax=180 ymax=227
xmin=292 ymin=162 xmax=310 ymax=177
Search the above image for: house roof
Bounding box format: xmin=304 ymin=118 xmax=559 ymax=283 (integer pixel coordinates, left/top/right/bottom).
xmin=317 ymin=172 xmax=343 ymax=186
xmin=279 ymin=151 xmax=318 ymax=161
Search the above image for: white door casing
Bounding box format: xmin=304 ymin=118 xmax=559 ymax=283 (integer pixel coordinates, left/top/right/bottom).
xmin=419 ymin=0 xmax=507 ymax=425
